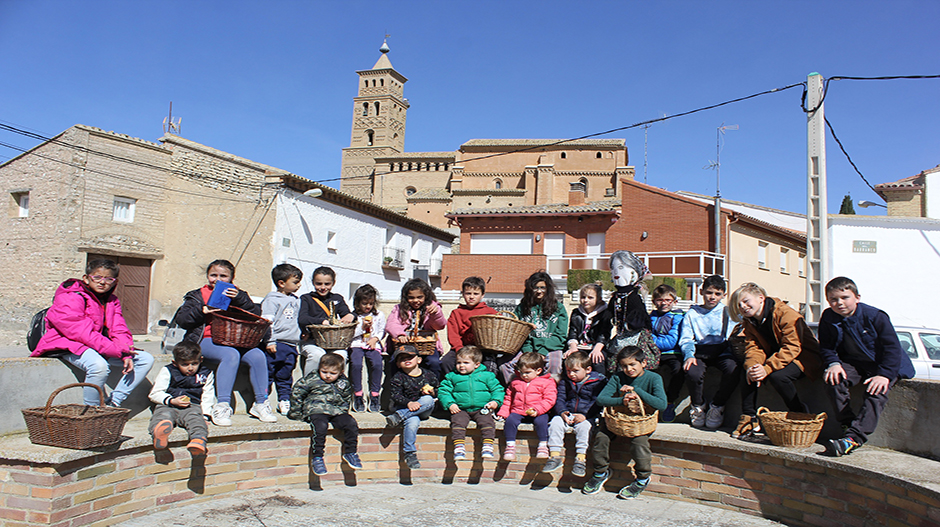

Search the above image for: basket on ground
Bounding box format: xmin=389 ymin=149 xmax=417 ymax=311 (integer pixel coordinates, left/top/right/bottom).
xmin=470 ymin=311 xmax=535 ymax=354
xmin=604 ymin=402 xmax=658 ymax=438
xmin=396 ymin=331 xmax=438 ymax=356
xmin=209 ymin=307 xmax=271 ymax=348
xmin=757 ymin=407 xmax=827 ymax=448
xmin=307 ymin=322 xmax=357 ymax=350
xmin=22 ymin=383 xmax=131 ymax=449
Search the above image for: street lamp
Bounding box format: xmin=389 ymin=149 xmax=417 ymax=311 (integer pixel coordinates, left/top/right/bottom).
xmin=304 ymin=188 xmax=323 ymax=198
xmin=857 ymin=200 xmax=886 ymax=209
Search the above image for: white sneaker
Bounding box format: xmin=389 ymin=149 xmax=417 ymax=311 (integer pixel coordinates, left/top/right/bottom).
xmin=690 ymin=405 xmax=706 ymax=428
xmin=705 ymin=405 xmax=724 ymax=430
xmin=278 ymin=400 xmax=290 ymax=415
xmin=211 ymin=403 xmax=233 ymax=427
xmin=250 ymin=402 xmax=278 ymax=423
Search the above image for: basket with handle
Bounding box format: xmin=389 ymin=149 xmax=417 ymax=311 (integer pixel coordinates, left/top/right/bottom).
xmin=209 ymin=306 xmax=271 ymax=348
xmin=21 ymin=383 xmax=131 ymax=449
xmin=307 ymin=322 xmax=357 ymax=350
xmin=470 ymin=311 xmax=535 ymax=354
xmin=757 ymin=407 xmax=827 ymax=448
xmin=396 ymin=331 xmax=438 ymax=356
xmin=603 ymin=401 xmax=658 ymax=438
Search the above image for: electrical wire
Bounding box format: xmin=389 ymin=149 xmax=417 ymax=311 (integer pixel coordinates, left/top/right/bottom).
xmin=824 ymin=118 xmax=877 ymax=194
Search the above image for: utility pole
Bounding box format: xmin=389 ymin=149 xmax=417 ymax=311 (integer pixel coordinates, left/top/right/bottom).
xmin=705 ymin=123 xmax=737 ymax=261
xmin=805 ymin=73 xmax=828 ymax=322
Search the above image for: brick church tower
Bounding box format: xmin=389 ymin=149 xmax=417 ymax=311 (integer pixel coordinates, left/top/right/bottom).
xmin=340 ymin=39 xmax=409 ymax=199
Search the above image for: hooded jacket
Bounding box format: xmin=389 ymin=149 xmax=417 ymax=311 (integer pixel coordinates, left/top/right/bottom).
xmin=287 ymin=372 xmax=353 ymax=420
xmin=497 ymin=372 xmax=557 ymax=419
xmin=438 ymin=364 xmax=504 ymax=413
xmin=515 ymin=301 xmax=568 ymax=355
xmin=554 ymin=370 xmax=606 ymax=419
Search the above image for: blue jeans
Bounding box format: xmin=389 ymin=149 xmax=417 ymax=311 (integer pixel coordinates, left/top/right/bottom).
xmin=61 ymin=348 xmax=155 ymax=406
xmin=200 ymin=338 xmax=268 ymax=405
xmin=392 ymin=395 xmax=435 ymax=453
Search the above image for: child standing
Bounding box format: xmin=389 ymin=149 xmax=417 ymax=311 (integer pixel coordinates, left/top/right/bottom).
xmin=543 ymin=352 xmax=606 ymax=476
xmin=298 ymin=266 xmax=355 ymax=376
xmin=33 ymin=258 xmax=155 ymax=408
xmin=650 ymin=284 xmax=685 ymax=422
xmin=502 ymin=271 xmax=568 ymax=381
xmin=583 ymin=346 xmax=666 ymax=499
xmin=438 ymin=346 xmax=504 ymax=461
xmin=678 ymin=275 xmax=739 ymax=430
xmin=444 ymin=276 xmax=498 ymax=374
xmin=498 ymin=352 xmax=557 ymax=461
xmin=287 ymin=353 xmax=362 ymax=475
xmin=149 ymin=341 xmax=214 ymax=456
xmin=819 ymin=277 xmax=914 ymax=456
xmin=385 ymin=345 xmax=438 ymax=469
xmin=261 ymin=263 xmax=303 ymax=415
xmin=349 ymin=284 xmax=386 ymax=413
xmin=566 ymin=282 xmax=613 ymax=373
xmin=386 ymin=278 xmax=447 ymax=379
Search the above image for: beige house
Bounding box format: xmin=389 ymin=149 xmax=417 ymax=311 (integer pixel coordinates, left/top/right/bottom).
xmin=874 ymin=164 xmax=939 ymax=218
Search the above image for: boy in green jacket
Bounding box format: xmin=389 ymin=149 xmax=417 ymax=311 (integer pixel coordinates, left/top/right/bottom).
xmin=438 ymin=346 xmax=505 ymax=461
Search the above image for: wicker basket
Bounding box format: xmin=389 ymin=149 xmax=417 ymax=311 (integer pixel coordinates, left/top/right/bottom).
xmin=604 ymin=402 xmax=658 ymax=438
xmin=470 ymin=311 xmax=535 ymax=354
xmin=757 ymin=407 xmax=827 ymax=448
xmin=209 ymin=307 xmax=271 ymax=348
xmin=396 ymin=331 xmax=438 ymax=356
xmin=307 ymin=322 xmax=357 ymax=350
xmin=21 ymin=383 xmax=131 ymax=449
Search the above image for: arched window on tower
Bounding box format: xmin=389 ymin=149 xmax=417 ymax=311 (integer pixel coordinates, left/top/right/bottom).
xmin=372 ymin=79 xmax=377 ymax=87
xmin=366 ymin=130 xmax=374 ymax=146
xmin=380 ymin=79 xmax=384 ymax=87
xmin=561 ymin=152 xmax=567 ymax=159
xmin=375 ymin=102 xmax=380 ymax=115
xmin=362 ymin=103 xmax=368 ymax=116
xmin=494 ymin=179 xmax=502 ymax=189
xmin=596 ymin=152 xmax=602 ymax=158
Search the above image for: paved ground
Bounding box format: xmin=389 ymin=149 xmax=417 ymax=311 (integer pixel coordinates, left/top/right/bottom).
xmin=114 ymin=482 xmax=783 ymax=527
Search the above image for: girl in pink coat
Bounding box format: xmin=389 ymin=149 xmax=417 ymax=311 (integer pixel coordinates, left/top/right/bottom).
xmin=498 ymin=352 xmax=557 ymax=461
xmin=32 ymin=259 xmax=154 ymax=407
xmin=386 ymin=278 xmax=447 ymax=379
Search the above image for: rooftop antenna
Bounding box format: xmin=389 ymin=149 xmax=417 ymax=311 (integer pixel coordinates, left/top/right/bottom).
xmin=162 ymin=102 xmax=181 ymax=135
xmin=642 ymin=124 xmax=650 ymax=184
xmin=703 ymin=122 xmax=738 ymax=256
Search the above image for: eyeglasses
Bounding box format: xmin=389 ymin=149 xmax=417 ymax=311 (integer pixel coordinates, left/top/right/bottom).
xmin=88 ymin=275 xmax=117 ymax=284
xmin=533 ymin=286 xmax=547 ymax=291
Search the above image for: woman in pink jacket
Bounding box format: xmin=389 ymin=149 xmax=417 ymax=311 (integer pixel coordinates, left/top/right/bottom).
xmin=386 ymin=278 xmax=447 ymax=379
xmin=32 ymin=259 xmax=154 ymax=407
xmin=498 ymin=352 xmax=558 ymax=461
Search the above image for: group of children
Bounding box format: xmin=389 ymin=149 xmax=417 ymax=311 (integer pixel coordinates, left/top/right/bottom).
xmin=31 ymin=256 xmax=913 ymax=498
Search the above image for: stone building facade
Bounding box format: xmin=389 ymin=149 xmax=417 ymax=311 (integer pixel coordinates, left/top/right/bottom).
xmin=874 ymin=164 xmax=939 ymax=218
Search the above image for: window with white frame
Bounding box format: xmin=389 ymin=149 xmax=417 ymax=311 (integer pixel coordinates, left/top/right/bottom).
xmin=112 ymin=197 xmax=136 ymax=223
xmin=798 ymin=253 xmax=806 ymax=277
xmin=327 ymin=231 xmax=337 ymax=251
xmin=780 ymin=248 xmax=789 ymax=274
xmin=11 ymin=191 xmax=29 ymax=218
xmin=757 ymin=242 xmax=768 ymax=270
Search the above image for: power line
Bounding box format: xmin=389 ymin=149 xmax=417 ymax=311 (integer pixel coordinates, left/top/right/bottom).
xmin=824 ymin=117 xmax=877 ymax=194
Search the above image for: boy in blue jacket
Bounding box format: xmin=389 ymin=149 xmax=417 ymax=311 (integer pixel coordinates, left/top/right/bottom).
xmin=543 ymin=352 xmax=606 ymax=477
xmin=650 ymin=284 xmax=685 ymax=422
xmin=819 ymin=277 xmax=915 ymax=457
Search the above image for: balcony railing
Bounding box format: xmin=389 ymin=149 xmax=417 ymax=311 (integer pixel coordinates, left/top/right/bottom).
xmin=382 ymin=246 xmax=405 ymax=269
xmin=547 ymin=251 xmax=725 ymax=279
xmin=429 ymin=258 xmax=443 ymax=277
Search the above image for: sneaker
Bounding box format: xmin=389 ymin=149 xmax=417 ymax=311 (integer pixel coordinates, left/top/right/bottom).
xmin=572 ymin=458 xmax=587 ymax=477
xmin=690 ymin=405 xmax=706 ymax=427
xmin=502 ymin=444 xmax=516 ymax=461
xmin=211 ymin=403 xmax=233 ymax=427
xmin=454 ymin=445 xmax=467 ymax=462
xmin=187 ymin=438 xmax=207 ymax=456
xmin=827 ymin=436 xmax=861 ymax=457
xmin=731 ymin=415 xmax=760 ymax=439
xmin=343 ymin=453 xmax=363 ymax=470
xmin=582 ymin=471 xmax=610 ymax=495
xmin=310 ymin=456 xmax=327 ymax=475
xmin=278 ymin=400 xmax=290 ymax=415
xmin=404 ymin=451 xmax=421 ymax=469
xmin=705 ymin=405 xmax=724 ymax=430
xmin=542 ymin=456 xmax=564 ymax=473
xmin=369 ymin=397 xmax=381 ymax=413
xmin=152 ymin=420 xmax=173 ymax=450
xmin=661 ymin=403 xmax=677 ymax=423
xmin=618 ymin=478 xmax=649 ymax=499
xmin=250 ymin=402 xmax=278 ymax=423
xmin=481 ymin=444 xmax=495 ymax=459
xmin=536 ymin=444 xmax=550 ymax=459
xmin=353 ymin=395 xmax=366 ymax=413
xmin=386 ymin=411 xmax=403 ymax=428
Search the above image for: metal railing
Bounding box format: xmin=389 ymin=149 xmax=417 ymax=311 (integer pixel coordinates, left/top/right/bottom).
xmin=382 ymin=246 xmax=405 ymax=269
xmin=547 ymin=251 xmax=725 ymax=279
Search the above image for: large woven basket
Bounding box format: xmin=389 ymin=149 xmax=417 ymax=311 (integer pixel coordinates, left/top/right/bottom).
xmin=209 ymin=307 xmax=271 ymax=348
xmin=470 ymin=311 xmax=535 ymax=354
xmin=307 ymin=322 xmax=357 ymax=350
xmin=604 ymin=402 xmax=658 ymax=438
xmin=395 ymin=331 xmax=438 ymax=356
xmin=758 ymin=407 xmax=827 ymax=448
xmin=21 ymin=383 xmax=130 ymax=449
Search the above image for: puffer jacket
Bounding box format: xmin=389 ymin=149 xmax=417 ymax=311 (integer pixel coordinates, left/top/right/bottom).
xmin=554 ymin=370 xmax=606 ymax=419
xmin=32 ymin=279 xmax=133 ymax=359
xmin=287 ymin=372 xmax=353 ymax=420
xmin=438 ymin=364 xmax=504 ymax=413
xmin=497 ymin=373 xmax=557 ymax=419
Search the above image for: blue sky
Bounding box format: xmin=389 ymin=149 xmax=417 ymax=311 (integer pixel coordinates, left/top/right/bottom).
xmin=1 ymin=0 xmax=937 ymax=215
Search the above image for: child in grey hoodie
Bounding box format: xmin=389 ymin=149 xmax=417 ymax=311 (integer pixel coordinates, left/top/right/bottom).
xmin=262 ymin=263 xmax=303 ymax=415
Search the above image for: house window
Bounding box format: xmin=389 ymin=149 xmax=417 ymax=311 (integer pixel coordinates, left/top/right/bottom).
xmin=494 ymin=179 xmax=502 ymax=189
xmin=113 ymin=197 xmax=136 ymax=223
xmin=757 ymin=242 xmax=768 ymax=270
xmin=327 ymin=231 xmax=337 ymax=251
xmin=560 ymin=152 xmax=567 ymax=159
xmin=596 ymin=152 xmax=602 ymax=159
xmin=798 ymin=253 xmax=806 ymax=277
xmin=780 ymin=248 xmax=789 ymax=274
xmin=11 ymin=191 xmax=29 ymax=218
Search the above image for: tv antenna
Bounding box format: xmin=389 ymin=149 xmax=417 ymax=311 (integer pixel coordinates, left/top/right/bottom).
xmin=642 ymin=124 xmax=650 ymax=184
xmin=162 ymin=102 xmax=181 ymax=135
xmin=703 ymin=122 xmax=737 ymax=255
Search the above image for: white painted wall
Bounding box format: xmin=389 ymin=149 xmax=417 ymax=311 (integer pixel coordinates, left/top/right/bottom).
xmin=828 ymin=215 xmax=940 ymax=329
xmin=272 ymin=190 xmax=452 ymax=303
xmin=470 ymin=233 xmax=533 ymax=254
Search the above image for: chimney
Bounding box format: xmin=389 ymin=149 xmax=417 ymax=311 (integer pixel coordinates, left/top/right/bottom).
xmin=568 ymin=181 xmax=586 ymax=206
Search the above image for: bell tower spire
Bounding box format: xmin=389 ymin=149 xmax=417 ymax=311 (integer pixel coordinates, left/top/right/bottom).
xmin=340 ymin=37 xmax=409 ymax=200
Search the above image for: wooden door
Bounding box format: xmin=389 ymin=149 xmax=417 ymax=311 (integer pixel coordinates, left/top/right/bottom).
xmin=86 ymin=254 xmax=153 ymax=335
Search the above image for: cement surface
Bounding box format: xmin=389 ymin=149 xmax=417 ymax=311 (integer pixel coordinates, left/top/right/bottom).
xmin=113 ymin=482 xmax=784 ymax=527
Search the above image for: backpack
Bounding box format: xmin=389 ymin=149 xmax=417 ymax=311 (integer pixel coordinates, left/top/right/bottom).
xmin=26 ymin=307 xmax=50 ymax=352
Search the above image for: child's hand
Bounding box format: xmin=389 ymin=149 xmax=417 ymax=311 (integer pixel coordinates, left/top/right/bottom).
xmin=571 ymin=413 xmax=587 ymax=424
xmin=407 ymin=401 xmax=421 ymax=412
xmin=824 ymin=364 xmax=847 ymax=385
xmin=622 ymin=393 xmax=638 ymax=405
xmin=367 ymin=337 xmax=380 ymax=349
xmin=122 ymin=356 xmax=134 ymax=375
xmin=747 ymin=364 xmax=767 ymax=384
xmin=561 ymin=411 xmax=573 ymax=425
xmin=421 ymin=384 xmax=435 ymax=395
xmin=525 ymin=408 xmax=536 ymax=417
xmin=864 ymin=375 xmax=890 ymax=395
xmin=340 ymin=313 xmax=354 ymax=324
xmin=170 ymin=396 xmax=191 ymax=408
xmin=683 ymin=357 xmax=698 ymax=371
xmin=619 ymin=385 xmax=635 ymax=394
xmin=426 ymin=303 xmax=441 ymax=317
xmin=266 ymin=343 xmax=277 ymax=354
xmin=396 ymin=335 xmax=410 ymax=343
xmin=202 ymin=306 xmax=221 ymax=314
xmin=484 ymin=401 xmax=498 ymax=410
xmin=589 ymin=349 xmax=605 ymax=365
xmin=222 ymin=287 xmax=238 ymax=298
xmin=449 ymin=403 xmax=460 ymax=414
xmin=565 ymin=345 xmax=577 ymax=357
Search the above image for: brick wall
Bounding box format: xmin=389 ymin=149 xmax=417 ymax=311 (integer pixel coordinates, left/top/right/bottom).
xmin=442 ymin=254 xmax=547 ymax=293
